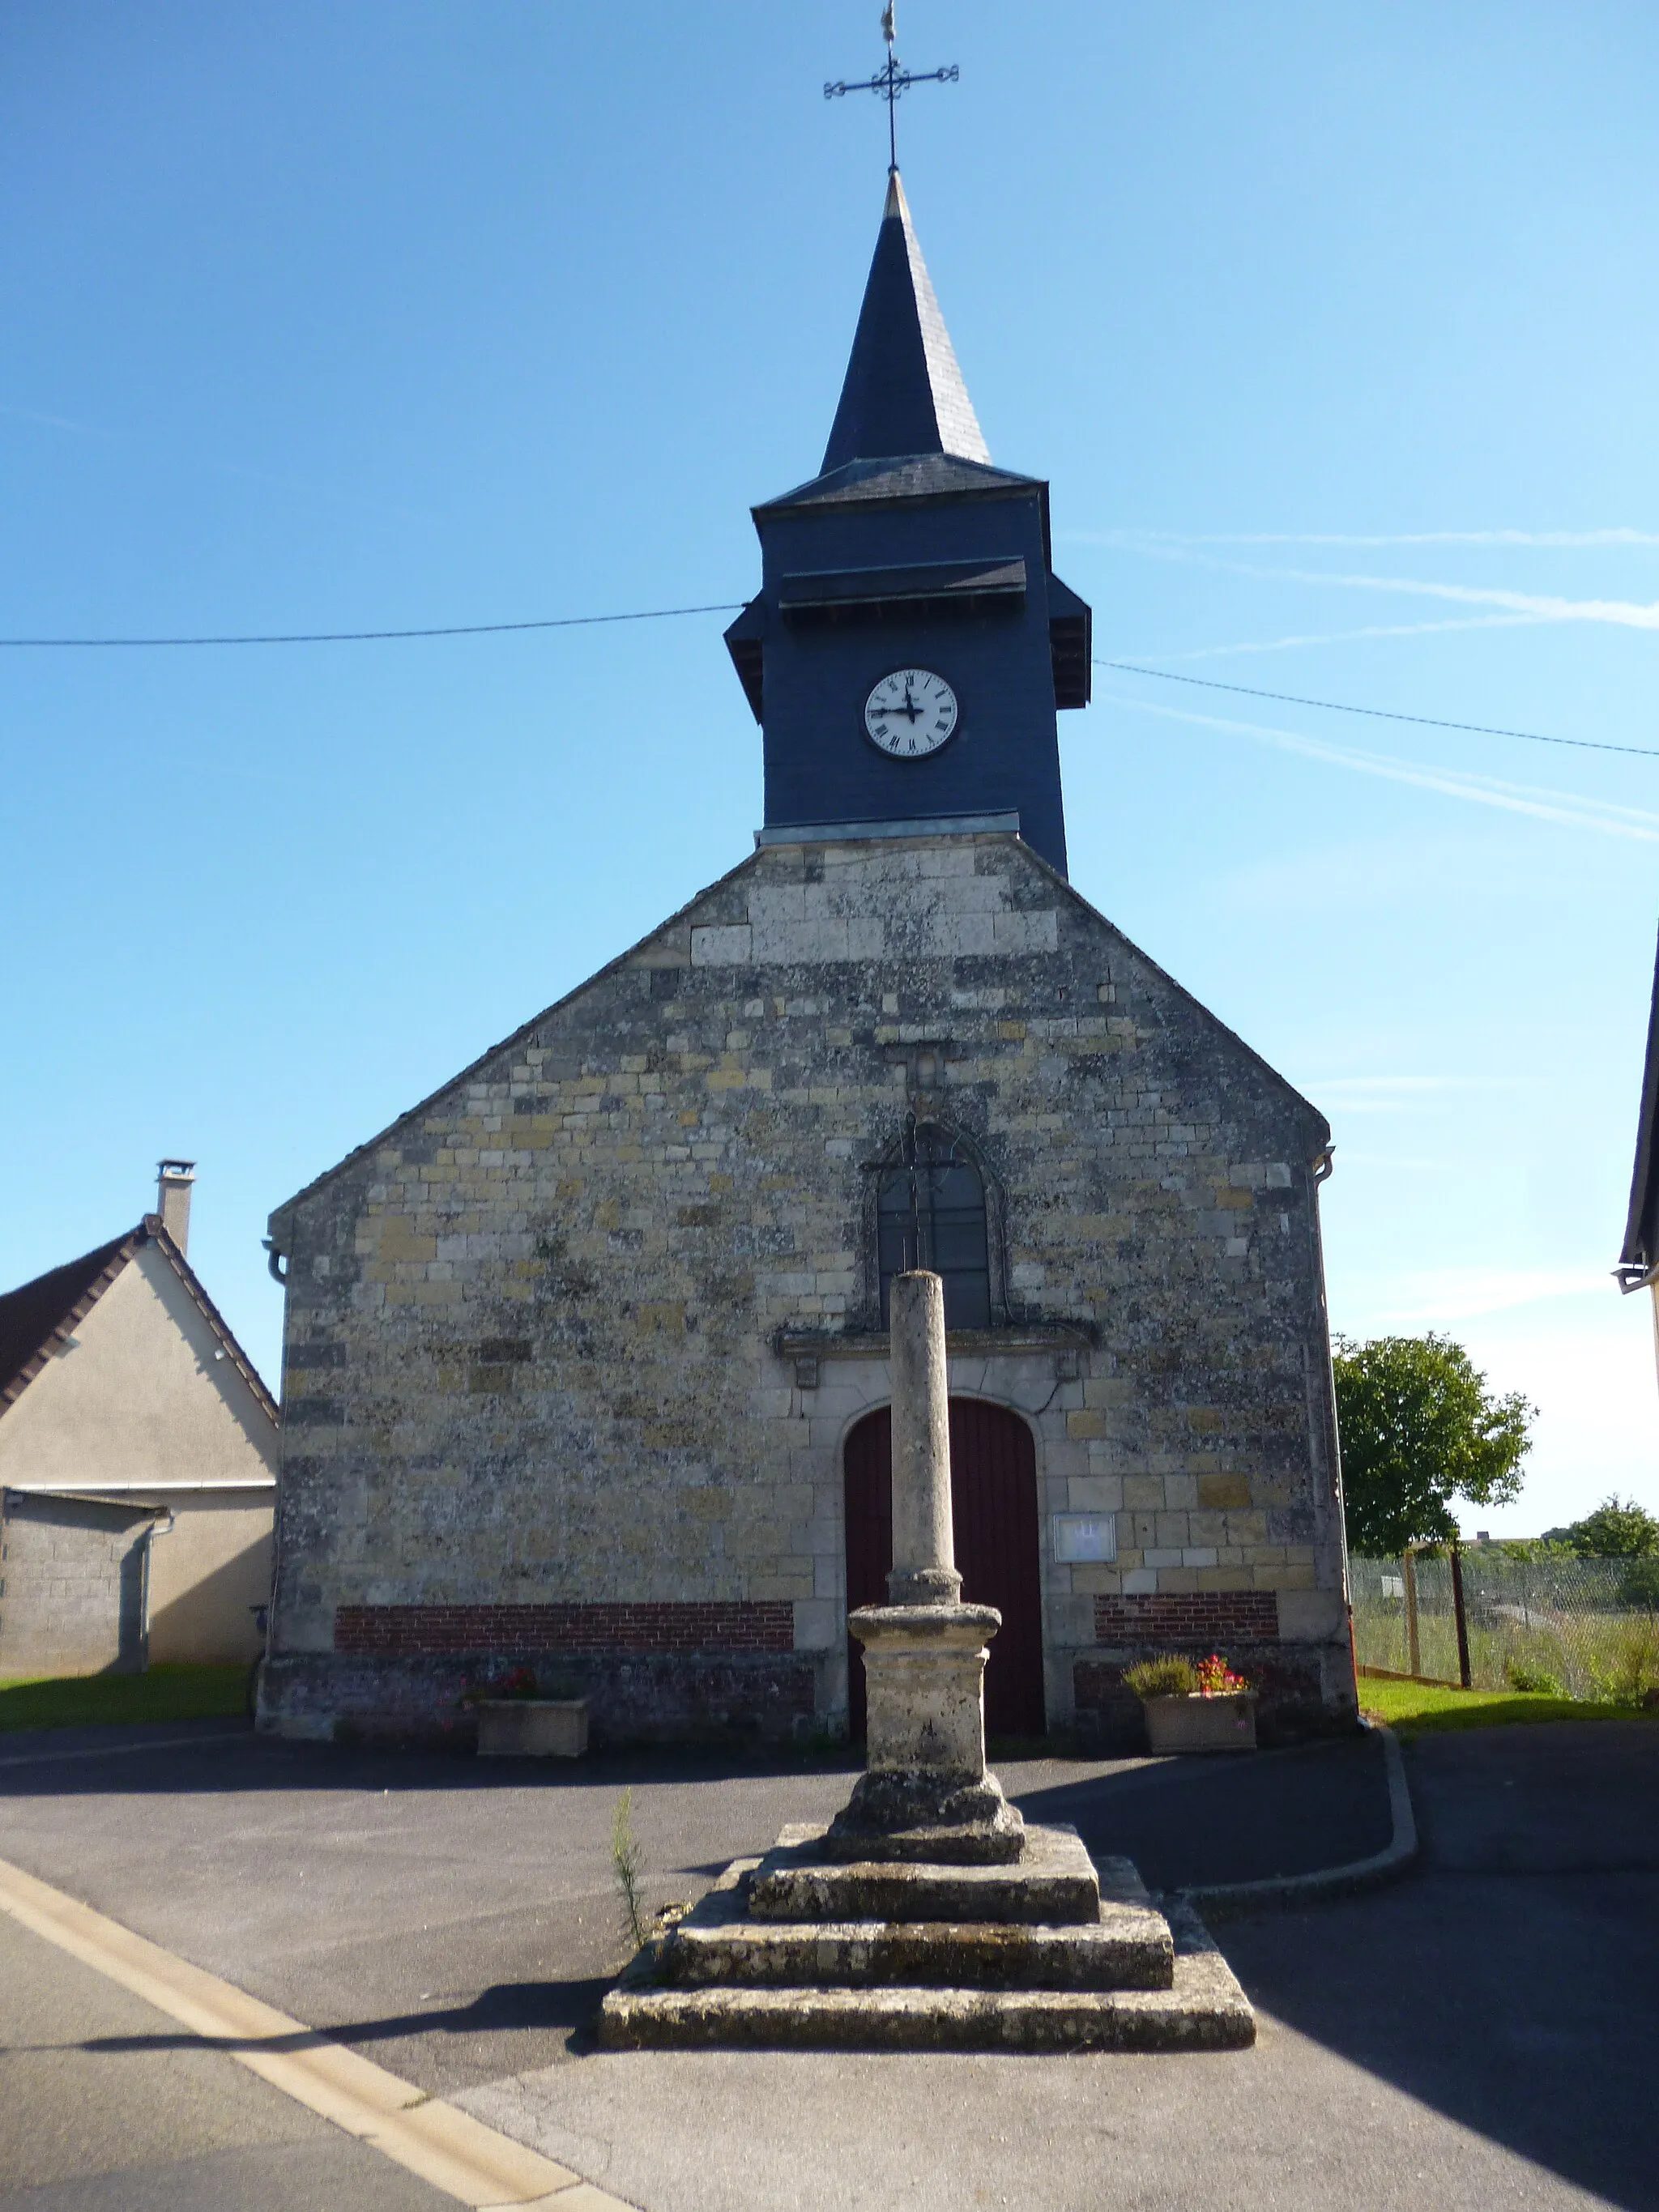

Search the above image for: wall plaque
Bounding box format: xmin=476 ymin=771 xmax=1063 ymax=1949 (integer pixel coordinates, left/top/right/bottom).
xmin=1051 ymin=1512 xmax=1116 ymax=1564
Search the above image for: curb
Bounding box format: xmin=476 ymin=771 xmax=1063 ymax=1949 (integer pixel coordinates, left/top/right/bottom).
xmin=0 ymin=1852 xmax=638 ymax=2211
xmin=1183 ymin=1721 xmax=1418 ymax=1915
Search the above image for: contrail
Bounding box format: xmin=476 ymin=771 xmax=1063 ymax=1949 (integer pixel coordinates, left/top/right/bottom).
xmin=1098 ymin=693 xmax=1659 ymax=842
xmin=1074 ymin=527 xmax=1659 ymax=550
xmin=1133 ymin=615 xmax=1542 ymax=663
xmin=0 ymin=399 xmax=113 ymax=439
xmin=1256 ymin=567 xmax=1659 ymax=629
xmin=1100 ymin=540 xmax=1659 ymax=631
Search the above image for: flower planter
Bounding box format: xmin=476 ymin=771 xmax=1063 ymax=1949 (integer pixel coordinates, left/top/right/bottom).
xmin=1142 ymin=1691 xmax=1258 ymax=1754
xmin=475 ymin=1698 xmax=590 ymax=1758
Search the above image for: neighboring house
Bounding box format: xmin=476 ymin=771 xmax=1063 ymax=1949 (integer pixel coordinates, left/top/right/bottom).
xmin=1617 ymin=928 xmax=1659 ymax=1377
xmin=258 ymin=173 xmax=1355 ymax=1754
xmin=0 ymin=1164 xmax=278 ymax=1676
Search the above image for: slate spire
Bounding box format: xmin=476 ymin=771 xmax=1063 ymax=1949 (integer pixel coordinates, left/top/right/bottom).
xmin=820 ymin=170 xmax=990 ymax=475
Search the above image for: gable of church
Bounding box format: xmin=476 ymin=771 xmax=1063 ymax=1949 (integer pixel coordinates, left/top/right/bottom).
xmin=267 ymin=830 xmax=1337 ymax=1722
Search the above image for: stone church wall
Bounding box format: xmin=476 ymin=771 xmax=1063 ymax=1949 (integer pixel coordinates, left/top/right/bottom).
xmin=259 ymin=830 xmax=1354 ymax=1748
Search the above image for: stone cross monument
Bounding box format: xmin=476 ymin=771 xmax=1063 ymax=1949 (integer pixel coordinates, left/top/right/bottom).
xmin=826 ymin=1270 xmax=1025 ymax=1861
xmin=599 ymin=1269 xmax=1256 ymax=2045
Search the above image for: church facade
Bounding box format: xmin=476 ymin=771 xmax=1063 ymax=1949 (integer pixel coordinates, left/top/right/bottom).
xmin=258 ymin=175 xmax=1356 ymax=1750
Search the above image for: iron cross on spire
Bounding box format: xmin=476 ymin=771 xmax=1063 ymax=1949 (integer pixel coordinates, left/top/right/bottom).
xmin=825 ymin=3 xmax=958 ymax=173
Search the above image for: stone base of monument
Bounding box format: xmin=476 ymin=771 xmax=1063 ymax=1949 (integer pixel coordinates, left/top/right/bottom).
xmin=598 ymin=1821 xmax=1254 ymax=2053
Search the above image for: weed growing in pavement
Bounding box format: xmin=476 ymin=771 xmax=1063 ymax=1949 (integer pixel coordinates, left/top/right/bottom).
xmin=612 ymin=1788 xmax=648 ymax=1953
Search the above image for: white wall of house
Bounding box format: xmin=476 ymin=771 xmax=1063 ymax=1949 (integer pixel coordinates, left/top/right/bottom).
xmin=147 ymin=1489 xmax=274 ymax=1662
xmin=0 ymin=1243 xmax=277 ymax=1666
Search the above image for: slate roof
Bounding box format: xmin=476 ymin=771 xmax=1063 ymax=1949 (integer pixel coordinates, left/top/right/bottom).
xmin=756 ymin=453 xmax=1041 ymax=516
xmin=1618 ymin=927 xmax=1659 ymax=1289
xmin=0 ymin=1219 xmax=278 ymax=1422
xmin=756 ymin=174 xmax=1045 ymax=522
xmin=820 ymin=168 xmax=989 ymax=475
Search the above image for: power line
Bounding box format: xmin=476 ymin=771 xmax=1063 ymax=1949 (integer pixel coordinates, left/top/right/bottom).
xmin=1 ymin=595 xmax=1649 ymax=764
xmin=1094 ymin=658 xmax=1659 ymax=761
xmin=0 ymin=603 xmax=745 ymax=649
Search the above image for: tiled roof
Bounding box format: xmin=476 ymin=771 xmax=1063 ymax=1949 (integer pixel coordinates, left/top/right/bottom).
xmin=0 ymin=1231 xmax=134 ymax=1405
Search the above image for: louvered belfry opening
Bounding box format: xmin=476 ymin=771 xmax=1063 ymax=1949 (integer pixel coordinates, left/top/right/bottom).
xmin=876 ymin=1123 xmax=990 ymax=1330
xmin=843 ymin=1400 xmax=1045 ymax=1742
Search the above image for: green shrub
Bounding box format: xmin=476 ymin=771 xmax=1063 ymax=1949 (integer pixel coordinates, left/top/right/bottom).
xmin=1124 ymin=1656 xmax=1197 ymax=1700
xmin=1504 ymin=1658 xmax=1562 ymax=1696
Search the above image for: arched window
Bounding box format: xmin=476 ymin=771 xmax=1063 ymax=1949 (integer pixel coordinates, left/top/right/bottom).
xmin=876 ymin=1120 xmax=991 ymax=1330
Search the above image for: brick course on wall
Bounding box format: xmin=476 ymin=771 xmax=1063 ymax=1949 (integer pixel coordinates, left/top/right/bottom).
xmin=1091 ymin=1592 xmax=1280 ymax=1646
xmin=334 ymin=1600 xmax=795 ymax=1656
xmin=260 ymin=831 xmax=1354 ymax=1743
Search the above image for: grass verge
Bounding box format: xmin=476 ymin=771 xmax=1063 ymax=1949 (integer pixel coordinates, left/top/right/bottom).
xmin=0 ymin=1664 xmax=250 ymax=1734
xmin=1360 ymin=1674 xmax=1654 ymax=1735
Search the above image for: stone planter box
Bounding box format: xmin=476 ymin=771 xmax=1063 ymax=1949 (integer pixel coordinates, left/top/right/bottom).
xmin=475 ymin=1698 xmax=590 ymax=1758
xmin=1142 ymin=1692 xmax=1258 ymax=1754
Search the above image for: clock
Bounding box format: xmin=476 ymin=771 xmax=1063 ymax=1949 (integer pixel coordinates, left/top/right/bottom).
xmin=864 ymin=668 xmax=959 ymax=758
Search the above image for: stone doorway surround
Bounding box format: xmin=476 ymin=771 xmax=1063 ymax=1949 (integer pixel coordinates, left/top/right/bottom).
xmin=771 ymin=1330 xmax=1094 ymax=1736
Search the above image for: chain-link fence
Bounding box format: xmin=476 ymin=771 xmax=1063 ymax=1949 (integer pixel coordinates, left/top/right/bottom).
xmin=1351 ymin=1549 xmax=1659 ymax=1701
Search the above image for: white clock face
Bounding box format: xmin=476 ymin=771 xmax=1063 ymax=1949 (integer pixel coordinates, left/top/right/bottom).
xmin=864 ymin=667 xmax=959 ymax=758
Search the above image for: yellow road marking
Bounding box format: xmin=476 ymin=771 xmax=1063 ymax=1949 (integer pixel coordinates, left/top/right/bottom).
xmin=0 ymin=1853 xmax=636 ymax=2211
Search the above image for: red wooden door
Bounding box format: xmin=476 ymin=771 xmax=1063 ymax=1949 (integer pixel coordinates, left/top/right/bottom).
xmin=843 ymin=1400 xmax=1046 ymax=1741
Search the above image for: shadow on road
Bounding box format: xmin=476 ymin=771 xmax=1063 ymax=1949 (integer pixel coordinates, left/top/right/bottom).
xmin=0 ymin=1720 xmax=863 ymax=1801
xmin=1013 ymin=1731 xmax=1392 ymax=1890
xmin=41 ymin=1971 xmax=617 ymax=2061
xmin=1222 ymin=1721 xmax=1659 ymax=2212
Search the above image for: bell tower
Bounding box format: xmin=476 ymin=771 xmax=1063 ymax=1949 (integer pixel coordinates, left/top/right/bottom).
xmin=725 ymin=170 xmax=1090 ymax=878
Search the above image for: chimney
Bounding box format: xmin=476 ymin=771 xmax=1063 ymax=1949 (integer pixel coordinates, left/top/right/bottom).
xmin=156 ymin=1160 xmax=195 ymax=1254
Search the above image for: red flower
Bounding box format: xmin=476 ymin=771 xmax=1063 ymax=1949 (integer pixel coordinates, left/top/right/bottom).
xmin=1195 ymin=1652 xmax=1249 ymax=1697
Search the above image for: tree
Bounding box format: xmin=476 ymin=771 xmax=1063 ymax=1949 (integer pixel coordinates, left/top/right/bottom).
xmin=1555 ymin=1495 xmax=1659 ymax=1559
xmin=1332 ymin=1332 xmax=1533 ymax=1558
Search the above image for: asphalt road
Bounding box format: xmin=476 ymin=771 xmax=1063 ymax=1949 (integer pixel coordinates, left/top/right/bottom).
xmin=0 ymin=1717 xmax=1653 ymax=2210
xmin=0 ymin=1904 xmax=451 ymax=2211
xmin=0 ymin=1725 xmax=1388 ymax=2095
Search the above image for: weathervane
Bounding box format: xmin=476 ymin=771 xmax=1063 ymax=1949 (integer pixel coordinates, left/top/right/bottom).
xmin=825 ymin=3 xmax=958 ymax=174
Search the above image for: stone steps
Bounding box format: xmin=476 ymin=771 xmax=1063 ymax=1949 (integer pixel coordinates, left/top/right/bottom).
xmin=599 ymin=1903 xmax=1253 ymax=2052
xmin=672 ymin=1909 xmax=1173 ymax=1991
xmin=748 ymin=1820 xmax=1106 ymax=1926
xmin=596 ymin=1826 xmax=1255 ymax=2053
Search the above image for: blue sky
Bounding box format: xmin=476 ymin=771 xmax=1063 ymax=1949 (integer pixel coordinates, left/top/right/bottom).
xmin=4 ymin=2 xmax=1658 ymax=1535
